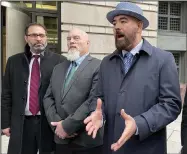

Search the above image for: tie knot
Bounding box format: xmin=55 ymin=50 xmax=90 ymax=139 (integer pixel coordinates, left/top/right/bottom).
xmin=124 ymin=52 xmax=133 ymax=59
xmin=72 ymin=61 xmax=77 ymax=67
xmin=33 ymin=55 xmax=40 ymax=59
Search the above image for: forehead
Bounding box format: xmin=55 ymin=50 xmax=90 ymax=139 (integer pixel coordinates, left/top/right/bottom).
xmin=27 ymin=25 xmax=46 ymax=34
xmin=68 ymin=29 xmax=83 ymax=37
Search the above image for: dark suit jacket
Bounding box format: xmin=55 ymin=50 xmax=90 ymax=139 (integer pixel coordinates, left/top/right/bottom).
xmin=43 ymin=55 xmax=103 ymax=147
xmin=90 ymin=39 xmax=181 ymax=154
xmin=1 ymin=44 xmax=66 ymax=154
xmin=181 ymin=87 xmax=187 ymax=154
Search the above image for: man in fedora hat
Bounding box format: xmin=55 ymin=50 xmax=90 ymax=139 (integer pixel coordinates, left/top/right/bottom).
xmin=84 ymin=2 xmax=181 ymax=154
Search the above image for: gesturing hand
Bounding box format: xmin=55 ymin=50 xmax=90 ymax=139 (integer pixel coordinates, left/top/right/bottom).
xmin=84 ymin=98 xmax=103 ymax=138
xmin=111 ymin=109 xmax=137 ymax=151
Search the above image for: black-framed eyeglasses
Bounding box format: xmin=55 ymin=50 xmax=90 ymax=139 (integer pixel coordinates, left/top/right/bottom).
xmin=27 ymin=33 xmax=47 ymax=38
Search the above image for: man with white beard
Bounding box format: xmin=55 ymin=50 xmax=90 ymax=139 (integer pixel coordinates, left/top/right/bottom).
xmin=43 ymin=28 xmax=103 ymax=154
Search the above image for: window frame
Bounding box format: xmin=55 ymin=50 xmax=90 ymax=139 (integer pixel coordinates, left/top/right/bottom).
xmin=158 ymin=1 xmax=182 ymax=32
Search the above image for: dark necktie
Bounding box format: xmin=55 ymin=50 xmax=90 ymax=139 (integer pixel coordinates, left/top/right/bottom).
xmin=29 ymin=55 xmax=40 ymax=115
xmin=64 ymin=61 xmax=77 ymax=88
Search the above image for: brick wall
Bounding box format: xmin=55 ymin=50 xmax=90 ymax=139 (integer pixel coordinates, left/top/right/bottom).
xmin=60 ymin=1 xmax=158 ymax=59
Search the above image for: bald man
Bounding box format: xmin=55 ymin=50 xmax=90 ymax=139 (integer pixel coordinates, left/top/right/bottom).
xmin=43 ymin=28 xmax=103 ymax=154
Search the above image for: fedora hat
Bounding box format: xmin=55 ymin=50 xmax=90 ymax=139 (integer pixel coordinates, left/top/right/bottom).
xmin=106 ymin=2 xmax=149 ymax=29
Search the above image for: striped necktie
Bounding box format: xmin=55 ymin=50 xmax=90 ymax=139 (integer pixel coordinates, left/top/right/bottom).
xmin=29 ymin=55 xmax=40 ymax=115
xmin=123 ymin=52 xmax=134 ymax=74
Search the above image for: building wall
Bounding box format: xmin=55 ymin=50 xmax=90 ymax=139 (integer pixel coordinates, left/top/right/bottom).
xmin=157 ymin=1 xmax=187 ymax=83
xmin=6 ymin=7 xmax=30 ymax=59
xmin=61 ymin=1 xmax=158 ymax=59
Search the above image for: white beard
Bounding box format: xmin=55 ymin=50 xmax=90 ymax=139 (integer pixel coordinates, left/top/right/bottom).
xmin=67 ymin=48 xmax=80 ymax=61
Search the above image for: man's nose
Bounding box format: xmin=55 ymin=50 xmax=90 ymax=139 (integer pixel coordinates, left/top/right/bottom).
xmin=69 ymin=38 xmax=75 ymax=43
xmin=36 ymin=35 xmax=42 ymax=40
xmin=114 ymin=22 xmax=121 ymax=30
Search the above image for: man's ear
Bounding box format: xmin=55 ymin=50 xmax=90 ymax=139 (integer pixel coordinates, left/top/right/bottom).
xmin=137 ymin=22 xmax=143 ymax=33
xmin=24 ymin=35 xmax=28 ymax=43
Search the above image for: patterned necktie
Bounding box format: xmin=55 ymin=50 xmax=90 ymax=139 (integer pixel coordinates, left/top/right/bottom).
xmin=123 ymin=52 xmax=134 ymax=74
xmin=29 ymin=55 xmax=40 ymax=115
xmin=64 ymin=61 xmax=77 ymax=88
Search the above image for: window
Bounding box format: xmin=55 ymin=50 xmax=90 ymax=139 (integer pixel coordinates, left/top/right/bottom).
xmin=36 ymin=16 xmax=58 ymax=44
xmin=172 ymin=52 xmax=180 ymax=73
xmin=158 ymin=2 xmax=181 ymax=31
xmin=36 ymin=2 xmax=57 ymax=10
xmin=12 ymin=1 xmax=32 ymax=8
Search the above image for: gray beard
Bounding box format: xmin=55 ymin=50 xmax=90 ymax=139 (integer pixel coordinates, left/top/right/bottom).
xmin=29 ymin=42 xmax=47 ymax=54
xmin=67 ymin=49 xmax=80 ymax=61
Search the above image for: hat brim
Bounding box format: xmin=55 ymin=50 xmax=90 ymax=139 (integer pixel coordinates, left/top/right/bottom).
xmin=107 ymin=9 xmax=149 ymax=29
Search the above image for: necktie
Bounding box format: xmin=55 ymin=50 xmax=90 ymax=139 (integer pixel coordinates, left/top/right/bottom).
xmin=64 ymin=61 xmax=77 ymax=88
xmin=29 ymin=55 xmax=40 ymax=115
xmin=123 ymin=52 xmax=134 ymax=74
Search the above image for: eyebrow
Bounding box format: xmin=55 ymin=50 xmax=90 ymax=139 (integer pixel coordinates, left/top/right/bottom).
xmin=113 ymin=16 xmax=128 ymax=22
xmin=67 ymin=35 xmax=81 ymax=39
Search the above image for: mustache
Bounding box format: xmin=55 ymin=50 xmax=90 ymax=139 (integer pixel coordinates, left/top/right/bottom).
xmin=33 ymin=43 xmax=44 ymax=46
xmin=115 ymin=31 xmax=125 ymax=38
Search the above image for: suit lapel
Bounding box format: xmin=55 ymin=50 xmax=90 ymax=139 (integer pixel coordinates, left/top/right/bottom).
xmin=39 ymin=51 xmax=48 ymax=88
xmin=60 ymin=60 xmax=71 ymax=100
xmin=61 ymin=55 xmax=92 ymax=101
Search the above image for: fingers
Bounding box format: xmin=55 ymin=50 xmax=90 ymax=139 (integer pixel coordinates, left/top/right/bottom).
xmin=117 ymin=129 xmax=129 ymax=145
xmin=85 ymin=121 xmax=93 ymax=131
xmin=84 ymin=116 xmax=92 ymax=124
xmin=111 ymin=116 xmax=134 ymax=152
xmin=120 ymin=109 xmax=130 ymax=120
xmin=111 ymin=142 xmax=121 ymax=152
xmin=51 ymin=122 xmax=58 ymax=126
xmin=5 ymin=132 xmax=10 ymax=137
xmin=3 ymin=130 xmax=11 ymax=137
xmin=92 ymin=128 xmax=98 ymax=139
xmin=55 ymin=129 xmax=66 ymax=139
xmin=111 ymin=134 xmax=127 ymax=152
xmin=88 ymin=125 xmax=95 ymax=136
xmin=96 ymin=98 xmax=102 ymax=111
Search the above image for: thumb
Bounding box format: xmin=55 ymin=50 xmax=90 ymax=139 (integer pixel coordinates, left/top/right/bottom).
xmin=51 ymin=122 xmax=58 ymax=126
xmin=96 ymin=98 xmax=102 ymax=111
xmin=121 ymin=109 xmax=129 ymax=120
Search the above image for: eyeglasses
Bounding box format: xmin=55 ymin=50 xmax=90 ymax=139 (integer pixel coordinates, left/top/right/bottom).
xmin=67 ymin=36 xmax=80 ymax=41
xmin=27 ymin=33 xmax=46 ymax=38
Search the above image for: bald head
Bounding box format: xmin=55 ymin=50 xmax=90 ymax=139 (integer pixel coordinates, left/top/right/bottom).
xmin=67 ymin=28 xmax=90 ymax=58
xmin=69 ymin=28 xmax=89 ymax=41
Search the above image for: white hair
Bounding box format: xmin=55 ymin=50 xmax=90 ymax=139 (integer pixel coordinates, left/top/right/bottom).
xmin=66 ymin=48 xmax=80 ymax=61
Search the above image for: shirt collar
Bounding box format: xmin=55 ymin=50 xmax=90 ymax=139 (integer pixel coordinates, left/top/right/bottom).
xmin=122 ymin=39 xmax=143 ymax=57
xmin=31 ymin=51 xmax=44 ymax=57
xmin=74 ymin=52 xmax=89 ymax=66
xmin=109 ymin=38 xmax=153 ymax=60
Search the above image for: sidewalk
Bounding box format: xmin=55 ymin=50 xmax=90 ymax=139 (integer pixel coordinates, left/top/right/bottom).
xmin=167 ymin=112 xmax=182 ymax=154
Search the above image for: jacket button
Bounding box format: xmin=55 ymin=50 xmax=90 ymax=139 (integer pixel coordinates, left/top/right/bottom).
xmin=22 ymin=97 xmax=25 ymax=100
xmin=24 ymin=81 xmax=27 ymax=84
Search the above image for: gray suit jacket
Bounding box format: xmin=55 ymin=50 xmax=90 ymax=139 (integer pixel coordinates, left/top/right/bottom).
xmin=43 ymin=55 xmax=103 ymax=147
